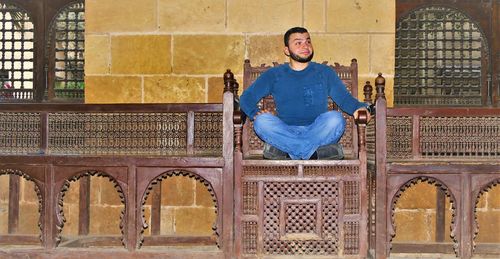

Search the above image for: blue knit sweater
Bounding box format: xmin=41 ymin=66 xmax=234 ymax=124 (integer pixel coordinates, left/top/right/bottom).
xmin=240 ymin=62 xmax=366 ymax=126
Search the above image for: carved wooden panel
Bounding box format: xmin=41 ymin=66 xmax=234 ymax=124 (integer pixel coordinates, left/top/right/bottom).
xmin=0 ymin=108 xmax=223 ymax=156
xmin=386 ymin=116 xmax=413 ymax=159
xmin=420 ymin=116 xmax=500 ymax=158
xmin=193 ymin=112 xmax=223 ymax=155
xmin=239 ymin=164 xmax=364 ymax=257
xmin=0 ymin=112 xmax=41 ymax=154
xmin=262 ymin=181 xmax=339 ymax=255
xmin=49 ymin=112 xmax=188 ymax=155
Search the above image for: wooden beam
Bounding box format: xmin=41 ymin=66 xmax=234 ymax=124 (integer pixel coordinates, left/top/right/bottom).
xmin=391 ymin=242 xmax=454 ymax=254
xmin=8 ymin=174 xmax=20 ymax=234
xmin=435 ymin=187 xmax=446 ymax=242
xmin=150 ymin=182 xmax=162 ymax=236
xmin=143 ymin=235 xmax=217 ymax=246
xmin=78 ymin=175 xmax=90 ymax=236
xmin=0 ymin=234 xmax=41 ymax=245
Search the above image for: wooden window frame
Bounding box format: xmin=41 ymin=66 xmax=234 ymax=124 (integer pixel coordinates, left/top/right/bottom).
xmin=0 ymin=0 xmax=83 ymax=103
xmin=395 ymin=0 xmax=499 ymax=107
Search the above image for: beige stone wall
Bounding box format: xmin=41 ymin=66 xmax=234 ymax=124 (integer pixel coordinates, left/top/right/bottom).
xmin=0 ymin=175 xmax=9 ymax=234
xmin=0 ymin=173 xmax=216 ymax=238
xmin=393 ymin=183 xmax=453 ymax=243
xmin=394 ymin=182 xmax=500 ymax=243
xmin=84 ymin=0 xmax=396 ymax=105
xmin=0 ymin=175 xmax=40 ymax=235
xmin=143 ymin=177 xmax=217 ymax=236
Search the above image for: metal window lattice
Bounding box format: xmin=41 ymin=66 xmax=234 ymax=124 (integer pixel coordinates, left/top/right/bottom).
xmin=395 ymin=6 xmax=486 ymax=106
xmin=0 ymin=3 xmax=34 ymax=101
xmin=49 ymin=1 xmax=85 ymax=100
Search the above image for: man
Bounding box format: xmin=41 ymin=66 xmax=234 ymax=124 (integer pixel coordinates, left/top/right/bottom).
xmin=240 ymin=27 xmax=370 ymax=160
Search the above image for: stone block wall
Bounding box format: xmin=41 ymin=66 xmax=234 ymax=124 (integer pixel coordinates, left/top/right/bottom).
xmin=142 ymin=176 xmax=217 ymax=237
xmin=0 ymin=175 xmax=40 ymax=235
xmin=55 ymin=175 xmax=216 ymax=238
xmin=0 ymin=173 xmax=215 ymax=238
xmin=393 ymin=182 xmax=500 ymax=244
xmin=84 ymin=0 xmax=396 ymax=105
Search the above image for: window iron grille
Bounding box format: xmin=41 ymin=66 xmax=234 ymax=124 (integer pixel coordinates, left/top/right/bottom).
xmin=46 ymin=1 xmax=84 ymax=101
xmin=395 ymin=6 xmax=487 ymax=106
xmin=0 ymin=3 xmax=35 ymax=101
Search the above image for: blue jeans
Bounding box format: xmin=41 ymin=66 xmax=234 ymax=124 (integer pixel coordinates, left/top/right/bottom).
xmin=253 ymin=111 xmax=346 ymax=160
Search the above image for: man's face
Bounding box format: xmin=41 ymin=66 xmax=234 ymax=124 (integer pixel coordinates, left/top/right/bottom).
xmin=284 ymin=32 xmax=314 ymax=63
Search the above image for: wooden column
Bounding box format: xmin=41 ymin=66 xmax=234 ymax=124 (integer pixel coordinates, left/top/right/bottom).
xmin=78 ymin=176 xmax=90 ymax=235
xmin=8 ymin=174 xmax=20 ymax=234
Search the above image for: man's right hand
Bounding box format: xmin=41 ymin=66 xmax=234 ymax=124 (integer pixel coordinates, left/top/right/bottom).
xmin=254 ymin=108 xmax=276 ymax=120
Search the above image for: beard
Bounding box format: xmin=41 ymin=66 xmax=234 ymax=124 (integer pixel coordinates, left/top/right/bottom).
xmin=289 ymin=50 xmax=314 ymax=63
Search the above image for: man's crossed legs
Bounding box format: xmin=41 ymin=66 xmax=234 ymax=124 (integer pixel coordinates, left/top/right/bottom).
xmin=253 ymin=111 xmax=346 ymax=160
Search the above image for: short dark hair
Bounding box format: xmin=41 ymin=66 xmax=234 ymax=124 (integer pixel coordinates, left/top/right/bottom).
xmin=284 ymin=27 xmax=308 ymax=47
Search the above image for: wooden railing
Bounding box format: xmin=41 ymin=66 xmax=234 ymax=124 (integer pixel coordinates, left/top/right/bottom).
xmin=0 ymin=101 xmax=235 ymax=258
xmin=369 ymin=74 xmax=500 ymax=259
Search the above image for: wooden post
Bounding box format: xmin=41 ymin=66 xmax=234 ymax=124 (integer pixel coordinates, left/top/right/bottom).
xmin=8 ymin=174 xmax=20 ymax=234
xmin=363 ymin=81 xmax=373 ymax=104
xmin=356 ymin=110 xmax=369 ymax=257
xmin=374 ymin=73 xmax=389 ymax=259
xmin=150 ymin=183 xmax=162 ymax=236
xmin=78 ymin=176 xmax=90 ymax=235
xmin=222 ymin=69 xmax=235 ymax=258
xmin=435 ymin=188 xmax=446 ymax=242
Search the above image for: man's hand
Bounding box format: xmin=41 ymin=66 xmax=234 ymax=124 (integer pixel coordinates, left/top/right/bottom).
xmin=353 ymin=107 xmax=371 ymax=123
xmin=253 ymin=108 xmax=276 ymax=120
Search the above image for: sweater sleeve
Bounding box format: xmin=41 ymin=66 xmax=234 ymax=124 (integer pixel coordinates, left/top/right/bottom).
xmin=326 ymin=68 xmax=367 ymax=115
xmin=239 ymin=69 xmax=274 ymax=120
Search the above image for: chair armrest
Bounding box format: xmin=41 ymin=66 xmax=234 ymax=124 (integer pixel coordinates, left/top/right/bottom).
xmin=355 ymin=109 xmax=369 ymax=126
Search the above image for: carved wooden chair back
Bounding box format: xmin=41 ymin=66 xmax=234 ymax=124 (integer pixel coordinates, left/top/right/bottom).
xmin=241 ymin=58 xmax=359 ymax=159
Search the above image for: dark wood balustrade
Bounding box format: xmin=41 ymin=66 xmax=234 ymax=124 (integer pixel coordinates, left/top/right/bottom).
xmin=366 ymin=74 xmax=500 ymax=259
xmin=0 ymin=101 xmax=235 ymax=258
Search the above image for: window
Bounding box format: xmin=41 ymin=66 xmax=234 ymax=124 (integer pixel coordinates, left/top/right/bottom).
xmin=0 ymin=3 xmax=35 ymax=101
xmin=0 ymin=0 xmax=85 ymax=103
xmin=395 ymin=6 xmax=488 ymax=106
xmin=47 ymin=1 xmax=85 ymax=101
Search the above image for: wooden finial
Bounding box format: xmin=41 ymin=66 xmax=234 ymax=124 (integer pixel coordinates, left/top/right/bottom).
xmin=363 ymin=81 xmax=373 ymax=104
xmin=375 ymin=73 xmax=386 ymax=100
xmin=223 ymin=69 xmax=234 ymax=93
xmin=233 ymin=81 xmax=239 ymax=96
